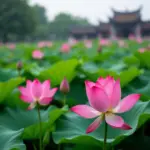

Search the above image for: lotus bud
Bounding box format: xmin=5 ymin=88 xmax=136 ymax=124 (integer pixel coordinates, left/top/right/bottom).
xmin=60 ymin=77 xmax=70 ymax=94
xmin=16 ymin=61 xmax=23 ymax=71
xmin=97 ymin=45 xmax=102 ymax=53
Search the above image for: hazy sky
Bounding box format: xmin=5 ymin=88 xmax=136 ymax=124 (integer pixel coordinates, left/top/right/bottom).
xmin=30 ymin=0 xmax=150 ymax=24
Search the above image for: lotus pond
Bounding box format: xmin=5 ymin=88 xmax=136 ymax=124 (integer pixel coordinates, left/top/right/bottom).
xmin=0 ymin=39 xmax=150 ymax=150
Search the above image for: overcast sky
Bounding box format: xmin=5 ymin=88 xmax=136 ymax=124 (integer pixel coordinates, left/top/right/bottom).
xmin=30 ymin=0 xmax=150 ymax=24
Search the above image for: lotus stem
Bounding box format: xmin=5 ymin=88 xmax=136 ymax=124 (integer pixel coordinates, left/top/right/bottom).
xmin=63 ymin=94 xmax=66 ymax=106
xmin=103 ymin=118 xmax=108 ymax=150
xmin=58 ymin=144 xmax=61 ymax=150
xmin=37 ymin=104 xmax=43 ymax=150
xmin=18 ymin=70 xmax=21 ymax=77
xmin=33 ymin=143 xmax=37 ymax=150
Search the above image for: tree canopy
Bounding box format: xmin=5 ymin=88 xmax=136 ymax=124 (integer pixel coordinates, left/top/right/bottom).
xmin=33 ymin=4 xmax=48 ymax=25
xmin=0 ymin=0 xmax=36 ymax=42
xmin=49 ymin=13 xmax=91 ymax=40
xmin=0 ymin=1 xmax=91 ymax=42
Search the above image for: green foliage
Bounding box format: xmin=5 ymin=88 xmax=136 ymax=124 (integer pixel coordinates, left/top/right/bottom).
xmin=81 ymin=64 xmax=142 ymax=88
xmin=0 ymin=40 xmax=150 ymax=150
xmin=53 ymin=101 xmax=150 ymax=148
xmin=38 ymin=59 xmax=79 ymax=86
xmin=0 ymin=106 xmax=68 ymax=149
xmin=0 ymin=1 xmax=91 ymax=41
xmin=0 ymin=0 xmax=37 ymax=42
xmin=32 ymin=4 xmax=50 ymax=40
xmin=123 ymin=55 xmax=140 ymax=67
xmin=0 ymin=127 xmax=25 ymax=150
xmin=33 ymin=4 xmax=48 ymax=25
xmin=135 ymin=51 xmax=150 ymax=68
xmin=49 ymin=13 xmax=91 ymax=39
xmin=0 ymin=77 xmax=24 ymax=103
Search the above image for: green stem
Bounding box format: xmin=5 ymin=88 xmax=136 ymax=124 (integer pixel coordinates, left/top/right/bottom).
xmin=63 ymin=94 xmax=66 ymax=106
xmin=33 ymin=143 xmax=37 ymax=150
xmin=18 ymin=70 xmax=21 ymax=77
xmin=37 ymin=105 xmax=43 ymax=150
xmin=142 ymin=124 xmax=145 ymax=136
xmin=103 ymin=119 xmax=108 ymax=150
xmin=58 ymin=144 xmax=61 ymax=150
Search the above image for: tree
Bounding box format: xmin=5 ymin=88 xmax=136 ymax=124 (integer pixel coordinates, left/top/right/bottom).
xmin=32 ymin=4 xmax=50 ymax=40
xmin=0 ymin=0 xmax=37 ymax=42
xmin=73 ymin=16 xmax=90 ymax=26
xmin=33 ymin=4 xmax=48 ymax=25
xmin=49 ymin=13 xmax=91 ymax=39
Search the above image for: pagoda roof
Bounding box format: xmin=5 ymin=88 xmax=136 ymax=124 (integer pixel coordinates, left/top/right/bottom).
xmin=70 ymin=25 xmax=97 ymax=34
xmin=113 ymin=14 xmax=140 ymax=23
xmin=98 ymin=22 xmax=110 ymax=31
xmin=110 ymin=6 xmax=142 ymax=23
xmin=111 ymin=6 xmax=142 ymax=15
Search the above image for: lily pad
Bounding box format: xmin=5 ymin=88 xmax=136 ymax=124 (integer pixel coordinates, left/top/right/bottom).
xmin=0 ymin=77 xmax=25 ymax=103
xmin=0 ymin=127 xmax=25 ymax=150
xmin=0 ymin=106 xmax=68 ymax=149
xmin=38 ymin=59 xmax=79 ymax=86
xmin=53 ymin=101 xmax=150 ymax=147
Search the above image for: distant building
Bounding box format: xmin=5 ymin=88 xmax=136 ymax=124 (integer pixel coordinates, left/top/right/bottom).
xmin=70 ymin=6 xmax=150 ymax=39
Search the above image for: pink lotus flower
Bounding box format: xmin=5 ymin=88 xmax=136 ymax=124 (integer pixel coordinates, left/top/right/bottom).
xmin=99 ymin=39 xmax=110 ymax=46
xmin=136 ymin=37 xmax=143 ymax=43
xmin=128 ymin=34 xmax=135 ymax=40
xmin=71 ymin=76 xmax=141 ymax=133
xmin=38 ymin=42 xmax=45 ymax=48
xmin=68 ymin=37 xmax=77 ymax=46
xmin=138 ymin=48 xmax=146 ymax=53
xmin=111 ymin=35 xmax=118 ymax=41
xmin=19 ymin=79 xmax=58 ymax=110
xmin=61 ymin=43 xmax=70 ymax=53
xmin=118 ymin=40 xmax=125 ymax=47
xmin=32 ymin=50 xmax=44 ymax=59
xmin=7 ymin=43 xmax=16 ymax=50
xmin=46 ymin=41 xmax=53 ymax=47
xmin=118 ymin=40 xmax=128 ymax=48
xmin=84 ymin=40 xmax=92 ymax=48
xmin=38 ymin=41 xmax=53 ymax=48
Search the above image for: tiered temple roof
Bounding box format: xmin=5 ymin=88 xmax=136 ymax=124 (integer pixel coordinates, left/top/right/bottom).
xmin=109 ymin=7 xmax=142 ymax=23
xmin=97 ymin=22 xmax=110 ymax=31
xmin=70 ymin=6 xmax=150 ymax=39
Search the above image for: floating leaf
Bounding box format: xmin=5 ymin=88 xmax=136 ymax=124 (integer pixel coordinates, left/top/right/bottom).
xmin=0 ymin=127 xmax=25 ymax=150
xmin=0 ymin=77 xmax=24 ymax=103
xmin=0 ymin=105 xmax=68 ymax=149
xmin=135 ymin=51 xmax=150 ymax=68
xmin=53 ymin=101 xmax=149 ymax=147
xmin=38 ymin=59 xmax=79 ymax=86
